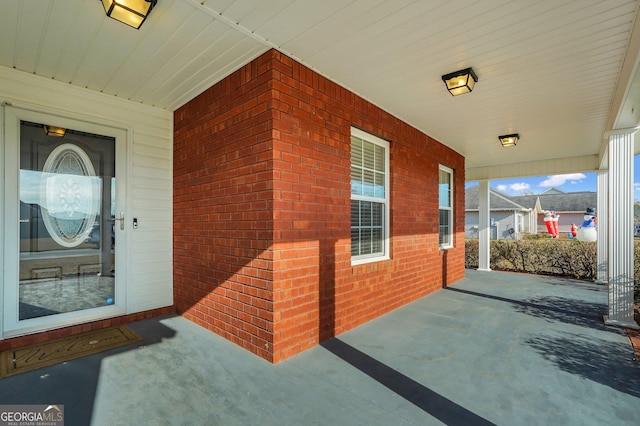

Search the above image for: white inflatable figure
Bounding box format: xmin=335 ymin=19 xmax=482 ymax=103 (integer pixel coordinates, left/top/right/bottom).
xmin=577 ymin=207 xmax=597 ymax=242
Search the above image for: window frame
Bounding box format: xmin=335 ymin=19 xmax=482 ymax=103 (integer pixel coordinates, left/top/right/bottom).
xmin=350 ymin=127 xmax=390 ymax=265
xmin=439 ymin=165 xmax=454 ymax=249
xmin=515 ymin=213 xmax=524 ymax=233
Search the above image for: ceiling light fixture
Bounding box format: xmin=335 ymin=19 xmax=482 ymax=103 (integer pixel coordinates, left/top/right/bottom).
xmin=498 ymin=133 xmax=519 ymax=147
xmin=101 ymin=0 xmax=157 ymax=29
xmin=441 ymin=67 xmax=478 ymax=96
xmin=43 ymin=125 xmax=67 ymax=137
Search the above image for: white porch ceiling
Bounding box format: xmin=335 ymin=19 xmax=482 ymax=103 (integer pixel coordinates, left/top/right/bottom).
xmin=1 ymin=0 xmax=640 ymax=178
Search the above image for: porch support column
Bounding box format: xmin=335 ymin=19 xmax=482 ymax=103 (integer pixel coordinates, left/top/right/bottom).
xmin=478 ymin=180 xmax=491 ymax=272
xmin=605 ymin=131 xmax=638 ymax=329
xmin=596 ymin=170 xmax=608 ymax=283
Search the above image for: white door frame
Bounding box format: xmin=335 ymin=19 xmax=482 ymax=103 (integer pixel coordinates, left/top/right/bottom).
xmin=1 ymin=105 xmax=130 ymax=338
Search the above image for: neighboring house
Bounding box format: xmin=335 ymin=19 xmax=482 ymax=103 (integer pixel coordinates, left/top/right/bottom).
xmin=531 ymin=189 xmax=597 ymax=234
xmin=465 ymin=186 xmax=535 ymax=239
xmin=466 ymin=186 xmax=597 ymax=239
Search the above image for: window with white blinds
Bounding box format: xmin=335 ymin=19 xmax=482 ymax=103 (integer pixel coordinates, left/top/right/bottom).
xmin=439 ymin=165 xmax=453 ymax=248
xmin=350 ymin=128 xmax=389 ymax=264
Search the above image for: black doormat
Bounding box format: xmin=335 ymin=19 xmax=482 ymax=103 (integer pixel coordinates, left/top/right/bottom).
xmin=0 ymin=325 xmax=141 ymax=378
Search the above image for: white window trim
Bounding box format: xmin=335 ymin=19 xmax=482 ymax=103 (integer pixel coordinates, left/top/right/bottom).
xmin=351 ymin=127 xmax=390 ymax=265
xmin=439 ymin=164 xmax=454 ymax=249
xmin=516 ymin=213 xmax=524 ymax=233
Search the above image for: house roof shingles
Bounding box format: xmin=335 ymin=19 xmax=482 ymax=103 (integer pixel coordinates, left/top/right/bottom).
xmin=534 ymin=192 xmax=596 ymax=213
xmin=465 ymin=186 xmax=529 ymax=211
xmin=465 ymin=185 xmax=596 ymax=213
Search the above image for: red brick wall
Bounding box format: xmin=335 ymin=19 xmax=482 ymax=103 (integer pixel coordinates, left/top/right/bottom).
xmin=174 ymin=49 xmax=465 ymax=363
xmin=267 ymin=50 xmax=465 ymax=362
xmin=173 ymin=54 xmax=277 ymax=360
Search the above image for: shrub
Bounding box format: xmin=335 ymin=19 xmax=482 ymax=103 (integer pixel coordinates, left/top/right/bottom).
xmin=465 ymin=239 xmax=597 ymax=280
xmin=465 ymin=238 xmax=634 ymax=299
xmin=464 ymin=239 xmax=479 ymax=269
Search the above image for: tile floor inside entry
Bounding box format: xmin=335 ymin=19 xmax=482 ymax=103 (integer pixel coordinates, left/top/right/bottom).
xmin=19 ymin=275 xmax=115 ymax=320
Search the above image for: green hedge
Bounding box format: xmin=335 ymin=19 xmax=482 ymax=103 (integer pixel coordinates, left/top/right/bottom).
xmin=465 ymin=239 xmax=640 ymax=300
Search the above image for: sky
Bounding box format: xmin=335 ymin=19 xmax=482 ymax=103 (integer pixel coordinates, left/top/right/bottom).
xmin=466 ymin=155 xmax=640 ymax=200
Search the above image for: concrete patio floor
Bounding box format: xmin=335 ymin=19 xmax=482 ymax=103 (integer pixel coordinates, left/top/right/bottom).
xmin=1 ymin=269 xmax=639 ymax=425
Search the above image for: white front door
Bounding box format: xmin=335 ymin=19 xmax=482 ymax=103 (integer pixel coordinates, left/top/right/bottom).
xmin=2 ymin=107 xmax=128 ymax=337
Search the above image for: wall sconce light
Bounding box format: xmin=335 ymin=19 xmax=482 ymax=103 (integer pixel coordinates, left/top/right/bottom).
xmin=101 ymin=0 xmax=157 ymax=29
xmin=498 ymin=133 xmax=519 ymax=147
xmin=44 ymin=126 xmax=67 ymax=137
xmin=441 ymin=67 xmax=478 ymax=96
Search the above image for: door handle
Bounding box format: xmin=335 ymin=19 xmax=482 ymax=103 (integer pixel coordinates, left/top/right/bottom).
xmin=111 ymin=212 xmax=125 ymax=231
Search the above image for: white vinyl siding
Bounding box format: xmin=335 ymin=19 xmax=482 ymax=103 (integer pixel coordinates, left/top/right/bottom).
xmin=0 ymin=66 xmax=173 ymax=322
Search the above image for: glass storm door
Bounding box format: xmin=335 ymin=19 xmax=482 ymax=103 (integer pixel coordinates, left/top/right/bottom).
xmin=3 ymin=110 xmax=126 ymax=335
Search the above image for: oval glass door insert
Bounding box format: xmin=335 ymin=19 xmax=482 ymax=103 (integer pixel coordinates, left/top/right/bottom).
xmin=40 ymin=143 xmax=100 ymax=247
